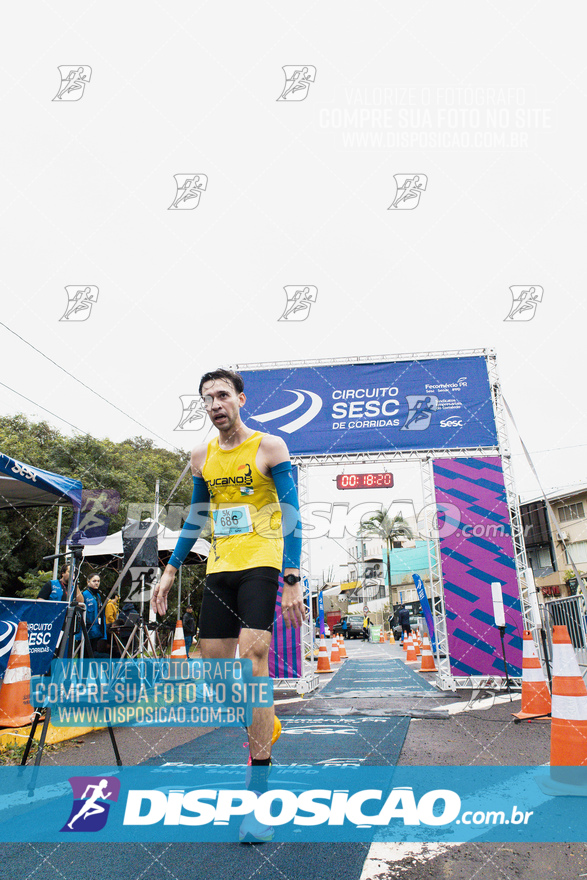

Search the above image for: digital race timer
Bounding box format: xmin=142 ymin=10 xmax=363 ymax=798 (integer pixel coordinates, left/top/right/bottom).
xmin=336 ymin=473 xmax=394 ymax=490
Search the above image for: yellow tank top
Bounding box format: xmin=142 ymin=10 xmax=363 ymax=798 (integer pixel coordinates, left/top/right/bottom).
xmin=202 ymin=431 xmax=283 ymax=574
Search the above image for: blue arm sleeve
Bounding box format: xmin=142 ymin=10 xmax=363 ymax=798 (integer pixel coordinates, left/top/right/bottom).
xmin=168 ymin=476 xmax=210 ymax=569
xmin=270 ymin=461 xmax=302 ymax=570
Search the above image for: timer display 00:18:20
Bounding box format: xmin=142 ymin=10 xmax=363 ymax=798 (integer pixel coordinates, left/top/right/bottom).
xmin=336 ymin=473 xmax=394 ymax=490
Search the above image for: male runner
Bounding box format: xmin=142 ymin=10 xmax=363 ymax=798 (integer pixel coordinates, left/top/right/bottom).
xmin=152 ymin=368 xmax=304 ymax=842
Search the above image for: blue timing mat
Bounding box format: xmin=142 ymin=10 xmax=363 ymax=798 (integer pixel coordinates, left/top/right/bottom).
xmin=319 ymin=658 xmax=438 ymax=695
xmin=144 ymin=713 xmax=410 ymax=767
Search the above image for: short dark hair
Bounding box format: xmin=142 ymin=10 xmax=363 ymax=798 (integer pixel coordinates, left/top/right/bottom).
xmin=59 ymin=563 xmax=69 ymax=578
xmin=199 ymin=369 xmax=244 ymax=396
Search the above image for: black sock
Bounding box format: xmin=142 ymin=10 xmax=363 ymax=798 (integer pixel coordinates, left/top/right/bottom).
xmin=248 ymin=758 xmax=271 ymax=794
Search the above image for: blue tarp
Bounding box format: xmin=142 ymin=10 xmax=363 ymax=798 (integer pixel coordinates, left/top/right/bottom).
xmin=0 ymin=453 xmax=82 ymax=512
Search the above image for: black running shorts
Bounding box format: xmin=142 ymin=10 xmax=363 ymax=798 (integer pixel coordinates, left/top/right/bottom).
xmin=198 ymin=567 xmax=281 ymax=639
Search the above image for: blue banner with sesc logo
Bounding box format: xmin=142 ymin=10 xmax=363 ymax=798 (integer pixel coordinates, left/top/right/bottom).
xmin=0 ymin=598 xmax=67 ymax=678
xmin=238 ymin=355 xmax=497 ymax=456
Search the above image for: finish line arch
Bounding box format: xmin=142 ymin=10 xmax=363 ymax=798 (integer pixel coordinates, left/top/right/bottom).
xmin=232 ymin=349 xmax=531 ymax=692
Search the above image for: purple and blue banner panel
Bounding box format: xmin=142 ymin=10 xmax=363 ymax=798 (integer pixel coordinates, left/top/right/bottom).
xmin=269 ymin=574 xmax=302 ymax=679
xmin=239 ymin=356 xmax=497 ymax=456
xmin=0 ymin=765 xmax=583 ymax=842
xmin=0 ymin=598 xmax=67 ymax=678
xmin=432 ymin=457 xmax=523 ymax=679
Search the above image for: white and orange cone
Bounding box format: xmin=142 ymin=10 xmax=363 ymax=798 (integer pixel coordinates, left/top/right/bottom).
xmin=405 ymin=635 xmax=417 ymax=663
xmin=512 ymin=630 xmax=551 ymax=721
xmin=379 ymin=628 xmax=385 ymax=643
xmin=337 ymin=634 xmax=347 ymax=660
xmin=536 ymin=625 xmax=587 ymax=795
xmin=413 ymin=633 xmax=421 ymax=657
xmin=419 ymin=633 xmax=437 ymax=672
xmin=171 ymin=620 xmax=188 ymax=658
xmin=330 ymin=636 xmax=341 ymax=664
xmin=316 ymin=635 xmax=332 ymax=674
xmin=0 ymin=621 xmax=36 ymax=728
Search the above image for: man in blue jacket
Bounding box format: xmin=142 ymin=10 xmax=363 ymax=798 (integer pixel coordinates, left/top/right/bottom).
xmin=38 ymin=563 xmax=84 ymax=604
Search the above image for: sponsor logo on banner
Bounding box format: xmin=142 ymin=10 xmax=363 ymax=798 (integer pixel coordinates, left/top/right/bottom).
xmin=278 ymin=286 xmax=318 ymax=322
xmin=59 ymin=286 xmax=99 ymax=322
xmin=401 ymin=395 xmax=438 ymax=431
xmin=169 ymin=174 xmax=208 ymax=210
xmin=0 ymin=620 xmax=18 ymax=660
xmin=61 ymin=776 xmax=120 ymax=832
xmin=388 ymin=174 xmax=428 ymax=209
xmin=175 ymin=395 xmax=207 ymax=431
xmin=277 ymin=66 xmax=316 ymax=101
xmin=504 ymin=285 xmax=544 ymax=322
xmin=439 ymin=418 xmax=463 ymax=428
xmin=252 ymin=389 xmax=323 ymax=433
xmin=52 ymin=66 xmax=92 ymax=101
xmin=240 ymin=356 xmax=498 ymax=454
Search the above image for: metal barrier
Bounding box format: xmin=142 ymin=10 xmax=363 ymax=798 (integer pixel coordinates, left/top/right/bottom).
xmin=540 ymin=594 xmax=587 ymax=672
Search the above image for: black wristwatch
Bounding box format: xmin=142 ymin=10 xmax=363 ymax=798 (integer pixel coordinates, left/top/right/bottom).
xmin=283 ymin=574 xmax=301 ymax=586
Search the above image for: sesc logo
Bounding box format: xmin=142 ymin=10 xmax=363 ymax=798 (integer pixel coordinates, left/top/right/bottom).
xmin=0 ymin=620 xmax=18 ymax=659
xmin=439 ymin=419 xmax=463 ymax=428
xmin=251 ymin=389 xmax=322 ymax=433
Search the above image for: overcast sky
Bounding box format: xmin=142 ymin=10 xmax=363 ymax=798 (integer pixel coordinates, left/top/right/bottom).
xmin=1 ymin=3 xmax=584 ymax=577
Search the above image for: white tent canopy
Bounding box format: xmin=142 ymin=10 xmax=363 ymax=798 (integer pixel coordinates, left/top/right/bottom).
xmin=83 ymin=526 xmax=209 ymax=562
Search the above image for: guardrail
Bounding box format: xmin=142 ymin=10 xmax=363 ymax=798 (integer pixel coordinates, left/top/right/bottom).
xmin=539 ymin=594 xmax=587 ymax=674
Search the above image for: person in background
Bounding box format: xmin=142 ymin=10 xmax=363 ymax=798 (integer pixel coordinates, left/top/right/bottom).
xmin=342 ymin=617 xmax=348 ymax=639
xmin=182 ymin=605 xmax=196 ymax=655
xmin=81 ymin=573 xmax=108 ymax=655
xmin=398 ymin=604 xmax=411 ymax=643
xmin=105 ymin=593 xmax=119 ymax=627
xmin=38 ymin=563 xmax=84 ymax=604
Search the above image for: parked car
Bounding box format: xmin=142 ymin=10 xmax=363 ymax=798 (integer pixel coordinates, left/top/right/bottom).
xmin=332 ymin=614 xmax=367 ymax=639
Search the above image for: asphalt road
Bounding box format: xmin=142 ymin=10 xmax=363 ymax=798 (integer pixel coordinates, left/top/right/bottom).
xmin=3 ymin=637 xmax=586 ymax=880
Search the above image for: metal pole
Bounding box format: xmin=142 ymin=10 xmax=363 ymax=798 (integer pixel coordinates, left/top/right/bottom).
xmin=52 ymin=506 xmax=63 ymax=579
xmin=177 ymin=567 xmax=182 ymax=622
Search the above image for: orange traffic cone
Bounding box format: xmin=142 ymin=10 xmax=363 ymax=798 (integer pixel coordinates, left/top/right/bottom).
xmin=379 ymin=628 xmax=385 ymax=643
xmin=330 ymin=636 xmax=341 ymax=664
xmin=0 ymin=621 xmax=36 ymax=728
xmin=402 ymin=634 xmax=408 ymax=651
xmin=419 ymin=634 xmax=436 ymax=672
xmin=337 ymin=634 xmax=347 ymax=659
xmin=316 ymin=636 xmax=332 ymax=674
xmin=413 ymin=633 xmax=421 ymax=657
xmin=171 ymin=620 xmax=188 ymax=658
xmin=536 ymin=625 xmax=587 ymax=795
xmin=512 ymin=630 xmax=551 ymax=721
xmin=405 ymin=635 xmax=417 ymax=663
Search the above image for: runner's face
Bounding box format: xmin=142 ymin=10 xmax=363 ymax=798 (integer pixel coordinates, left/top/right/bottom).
xmin=201 ymin=380 xmax=244 ymax=432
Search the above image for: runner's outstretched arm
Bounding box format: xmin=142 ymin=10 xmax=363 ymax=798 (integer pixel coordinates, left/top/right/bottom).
xmin=152 ymin=476 xmax=209 ymax=616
